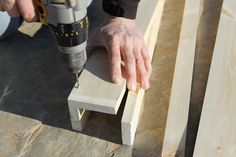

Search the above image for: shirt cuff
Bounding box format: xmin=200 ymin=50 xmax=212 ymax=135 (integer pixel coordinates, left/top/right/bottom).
xmin=102 ymin=0 xmax=140 ymax=19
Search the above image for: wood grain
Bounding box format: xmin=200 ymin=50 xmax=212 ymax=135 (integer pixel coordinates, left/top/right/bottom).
xmin=161 ymin=0 xmax=201 ymax=156
xmin=68 ymin=50 xmax=126 ymax=114
xmin=193 ymin=1 xmax=236 ymax=156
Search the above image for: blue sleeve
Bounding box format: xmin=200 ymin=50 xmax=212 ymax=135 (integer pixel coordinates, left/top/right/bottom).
xmin=0 ymin=12 xmax=23 ymax=40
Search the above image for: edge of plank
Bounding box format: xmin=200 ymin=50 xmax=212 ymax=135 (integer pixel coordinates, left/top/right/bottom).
xmin=193 ymin=1 xmax=236 ymax=156
xmin=121 ymin=0 xmax=166 ymax=146
xmin=68 ymin=77 xmax=126 ymax=114
xmin=161 ymin=0 xmax=201 ymax=156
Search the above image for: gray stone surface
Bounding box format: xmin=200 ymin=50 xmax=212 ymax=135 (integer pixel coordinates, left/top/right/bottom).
xmin=0 ymin=0 xmax=222 ymax=157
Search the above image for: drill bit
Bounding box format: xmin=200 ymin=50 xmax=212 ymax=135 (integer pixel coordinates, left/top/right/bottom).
xmin=75 ymin=72 xmax=80 ymax=88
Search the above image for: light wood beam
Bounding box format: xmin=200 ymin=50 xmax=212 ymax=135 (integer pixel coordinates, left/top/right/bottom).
xmin=193 ymin=1 xmax=236 ymax=156
xmin=121 ymin=0 xmax=166 ymax=146
xmin=161 ymin=0 xmax=202 ymax=156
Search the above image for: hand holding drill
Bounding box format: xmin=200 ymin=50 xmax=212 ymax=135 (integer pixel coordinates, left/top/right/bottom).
xmin=0 ymin=0 xmax=152 ymax=90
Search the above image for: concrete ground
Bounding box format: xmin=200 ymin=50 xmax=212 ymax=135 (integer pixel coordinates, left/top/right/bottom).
xmin=0 ymin=0 xmax=222 ymax=156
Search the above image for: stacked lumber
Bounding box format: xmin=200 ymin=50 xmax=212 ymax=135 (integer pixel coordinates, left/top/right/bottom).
xmin=162 ymin=0 xmax=236 ymax=156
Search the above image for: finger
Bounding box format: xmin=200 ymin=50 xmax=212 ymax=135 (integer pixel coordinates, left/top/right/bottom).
xmin=1 ymin=0 xmax=20 ymax=17
xmin=141 ymin=46 xmax=152 ymax=78
xmin=16 ymin=0 xmax=36 ymax=22
xmin=134 ymin=48 xmax=150 ymax=89
xmin=109 ymin=45 xmax=122 ymax=84
xmin=122 ymin=46 xmax=137 ymax=90
xmin=0 ymin=3 xmax=5 ymax=11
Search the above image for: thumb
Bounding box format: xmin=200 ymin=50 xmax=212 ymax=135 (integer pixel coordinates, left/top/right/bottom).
xmin=1 ymin=0 xmax=20 ymax=17
xmin=0 ymin=3 xmax=5 ymax=11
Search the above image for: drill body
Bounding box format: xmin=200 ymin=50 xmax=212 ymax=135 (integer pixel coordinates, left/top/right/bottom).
xmin=37 ymin=0 xmax=89 ymax=75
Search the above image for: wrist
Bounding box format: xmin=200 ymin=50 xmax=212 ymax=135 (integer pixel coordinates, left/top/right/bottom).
xmin=104 ymin=15 xmax=136 ymax=26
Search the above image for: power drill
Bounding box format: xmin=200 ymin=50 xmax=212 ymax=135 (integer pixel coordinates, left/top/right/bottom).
xmin=36 ymin=0 xmax=89 ymax=86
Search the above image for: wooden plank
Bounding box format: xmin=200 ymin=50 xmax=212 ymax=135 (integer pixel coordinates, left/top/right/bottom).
xmin=121 ymin=0 xmax=166 ymax=146
xmin=68 ymin=50 xmax=126 ymax=115
xmin=161 ymin=0 xmax=201 ymax=156
xmin=193 ymin=1 xmax=236 ymax=156
xmin=68 ymin=0 xmax=161 ymax=115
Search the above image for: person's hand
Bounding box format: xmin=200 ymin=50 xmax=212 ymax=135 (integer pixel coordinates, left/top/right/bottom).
xmin=0 ymin=0 xmax=36 ymax=22
xmin=87 ymin=16 xmax=152 ymax=90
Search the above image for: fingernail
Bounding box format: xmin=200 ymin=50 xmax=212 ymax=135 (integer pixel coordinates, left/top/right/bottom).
xmin=113 ymin=75 xmax=120 ymax=84
xmin=130 ymin=82 xmax=137 ymax=90
xmin=142 ymin=80 xmax=150 ymax=89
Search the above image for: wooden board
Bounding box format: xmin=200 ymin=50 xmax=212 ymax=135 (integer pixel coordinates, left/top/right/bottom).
xmin=161 ymin=0 xmax=201 ymax=156
xmin=121 ymin=0 xmax=166 ymax=146
xmin=68 ymin=0 xmax=161 ymax=115
xmin=193 ymin=1 xmax=236 ymax=156
xmin=68 ymin=50 xmax=126 ymax=114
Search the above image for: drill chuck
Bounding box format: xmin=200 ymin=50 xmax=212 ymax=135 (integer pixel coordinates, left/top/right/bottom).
xmin=58 ymin=41 xmax=87 ymax=73
xmin=48 ymin=16 xmax=89 ymax=73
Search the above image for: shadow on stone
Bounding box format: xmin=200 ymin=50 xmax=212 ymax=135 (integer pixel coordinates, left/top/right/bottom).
xmin=0 ymin=0 xmax=126 ymax=144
